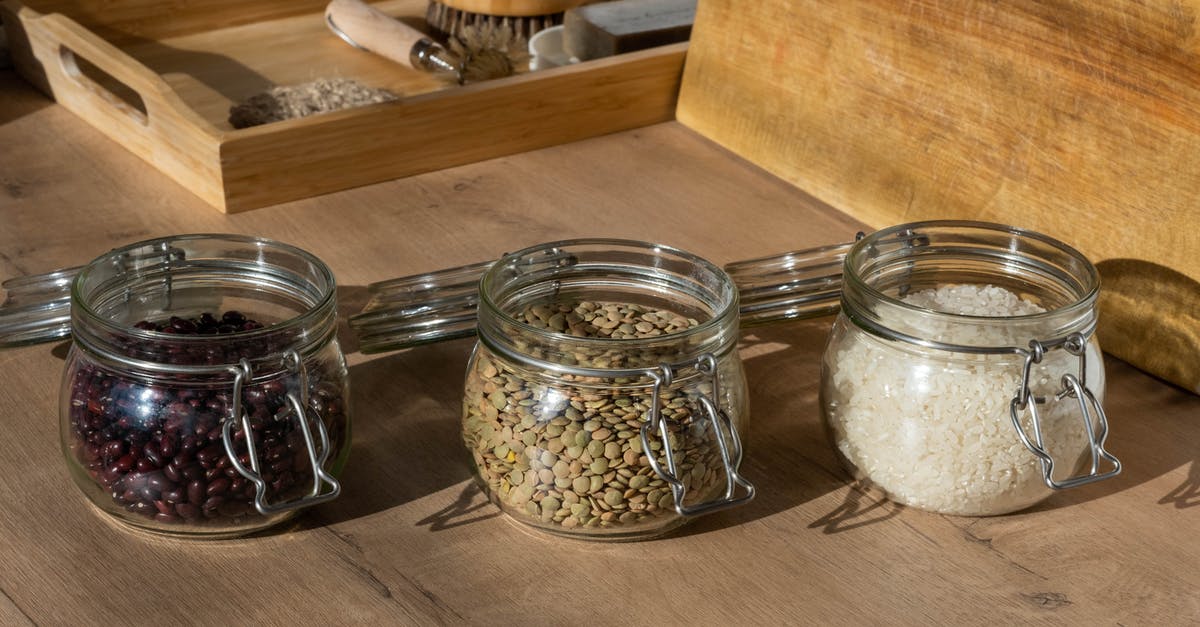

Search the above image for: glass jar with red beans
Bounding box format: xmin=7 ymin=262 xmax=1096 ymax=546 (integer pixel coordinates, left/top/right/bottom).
xmin=61 ymin=235 xmax=349 ymax=538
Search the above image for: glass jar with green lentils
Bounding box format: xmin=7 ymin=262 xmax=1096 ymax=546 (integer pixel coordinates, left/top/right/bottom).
xmin=462 ymin=239 xmax=754 ymax=540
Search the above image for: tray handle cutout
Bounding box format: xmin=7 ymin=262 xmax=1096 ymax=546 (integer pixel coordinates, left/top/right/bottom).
xmin=58 ymin=45 xmax=149 ymax=124
xmin=12 ymin=7 xmax=212 ymax=134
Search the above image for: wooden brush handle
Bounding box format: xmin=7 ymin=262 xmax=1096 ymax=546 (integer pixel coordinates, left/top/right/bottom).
xmin=325 ymin=0 xmax=430 ymax=69
xmin=437 ymin=0 xmax=590 ymax=17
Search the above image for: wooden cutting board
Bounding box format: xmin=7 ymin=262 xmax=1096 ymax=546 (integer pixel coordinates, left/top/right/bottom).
xmin=676 ymin=0 xmax=1200 ymax=393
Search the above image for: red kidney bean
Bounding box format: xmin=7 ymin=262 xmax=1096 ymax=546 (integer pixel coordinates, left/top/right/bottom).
xmin=181 ymin=463 xmax=204 ymax=481
xmin=145 ymin=472 xmax=168 ymax=493
xmin=163 ymin=463 xmax=182 ymax=484
xmin=102 ymin=440 xmax=124 ymax=461
xmin=195 ymin=446 xmax=221 ymax=468
xmin=202 ymin=495 xmax=225 ymax=512
xmin=67 ymin=311 xmax=348 ymax=529
xmin=206 ymin=477 xmax=230 ymax=497
xmin=143 ymin=442 xmax=163 ymax=467
xmin=187 ymin=480 xmax=205 ymax=505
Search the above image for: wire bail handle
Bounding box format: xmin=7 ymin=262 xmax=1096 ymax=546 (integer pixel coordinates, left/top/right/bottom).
xmin=638 ymin=354 xmax=756 ymax=516
xmin=1009 ymin=332 xmax=1122 ymax=490
xmin=221 ymin=351 xmax=341 ymax=515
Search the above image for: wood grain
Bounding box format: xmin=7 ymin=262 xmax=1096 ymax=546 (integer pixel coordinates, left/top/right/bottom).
xmin=676 ymin=0 xmax=1200 ymax=391
xmin=2 ymin=71 xmax=1199 ymax=625
xmin=2 ymin=0 xmax=684 ymax=213
xmin=0 ymin=590 xmax=33 ymax=627
xmin=19 ymin=0 xmax=328 ymax=43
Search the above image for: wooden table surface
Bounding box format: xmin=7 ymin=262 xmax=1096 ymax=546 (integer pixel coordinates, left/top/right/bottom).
xmin=2 ymin=70 xmax=1199 ymax=625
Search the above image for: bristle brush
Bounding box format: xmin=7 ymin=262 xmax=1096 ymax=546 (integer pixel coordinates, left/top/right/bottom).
xmin=325 ymin=0 xmax=527 ymax=84
xmin=425 ymin=0 xmax=590 ymax=40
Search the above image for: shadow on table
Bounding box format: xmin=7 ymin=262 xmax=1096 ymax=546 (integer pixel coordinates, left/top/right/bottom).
xmin=807 ymin=485 xmax=904 ymax=534
xmin=669 ymin=318 xmax=859 ymax=540
xmin=306 ymin=338 xmax=480 ymax=527
xmin=1021 ymin=358 xmax=1200 ymax=515
xmin=1160 ymin=461 xmax=1200 ymax=509
xmin=0 ymin=69 xmax=54 ymax=126
xmin=305 ymin=284 xmax=485 ymax=528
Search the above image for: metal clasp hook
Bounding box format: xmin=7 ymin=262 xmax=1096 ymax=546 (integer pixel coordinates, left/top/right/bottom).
xmin=1009 ymin=333 xmax=1122 ymax=489
xmin=638 ymin=354 xmax=755 ymax=516
xmin=222 ymin=351 xmax=341 ymax=515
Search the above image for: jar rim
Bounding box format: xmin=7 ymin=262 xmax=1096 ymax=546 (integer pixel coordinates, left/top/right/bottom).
xmin=71 ymin=233 xmax=337 ymax=345
xmin=846 ymin=220 xmax=1100 ymax=322
xmin=477 ymin=237 xmax=739 ymax=359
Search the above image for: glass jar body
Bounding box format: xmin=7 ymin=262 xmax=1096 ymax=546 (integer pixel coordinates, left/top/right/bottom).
xmin=819 ymin=222 xmax=1107 ymax=516
xmin=58 ymin=235 xmax=350 ymax=538
xmin=462 ymin=239 xmax=750 ymax=540
xmin=61 ymin=340 xmax=350 ymax=536
xmin=463 ymin=342 xmax=747 ymax=539
xmin=821 ymin=317 xmax=1103 ymax=515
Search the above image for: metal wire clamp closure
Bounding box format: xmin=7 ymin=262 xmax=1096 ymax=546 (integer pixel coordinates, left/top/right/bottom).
xmin=222 ymin=351 xmax=341 ymax=515
xmin=1009 ymin=333 xmax=1122 ymax=489
xmin=638 ymin=354 xmax=756 ymax=516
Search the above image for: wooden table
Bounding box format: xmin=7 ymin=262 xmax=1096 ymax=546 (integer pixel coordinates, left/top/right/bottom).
xmin=2 ymin=70 xmax=1198 ymax=625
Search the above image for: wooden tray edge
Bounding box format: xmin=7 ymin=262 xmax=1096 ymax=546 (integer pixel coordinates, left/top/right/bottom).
xmin=215 ymin=43 xmax=686 ymax=212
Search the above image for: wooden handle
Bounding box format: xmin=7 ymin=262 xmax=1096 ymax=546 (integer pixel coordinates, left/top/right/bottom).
xmin=325 ymin=0 xmax=428 ymax=69
xmin=25 ymin=10 xmax=217 ymax=135
xmin=39 ymin=15 xmax=169 ymax=125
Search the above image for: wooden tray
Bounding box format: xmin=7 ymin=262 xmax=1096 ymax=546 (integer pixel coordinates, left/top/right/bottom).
xmin=2 ymin=0 xmax=685 ymax=212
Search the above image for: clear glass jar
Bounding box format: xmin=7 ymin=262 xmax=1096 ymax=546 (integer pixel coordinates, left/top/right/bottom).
xmin=61 ymin=235 xmax=349 ymax=538
xmin=821 ymin=221 xmax=1121 ymax=516
xmin=462 ymin=239 xmax=754 ymax=540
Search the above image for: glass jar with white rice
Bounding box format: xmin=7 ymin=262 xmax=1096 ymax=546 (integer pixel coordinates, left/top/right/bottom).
xmin=820 ymin=221 xmax=1121 ymax=516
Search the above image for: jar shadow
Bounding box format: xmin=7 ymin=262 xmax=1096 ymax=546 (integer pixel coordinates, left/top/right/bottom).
xmin=806 ymin=485 xmax=905 ymax=533
xmin=1021 ymin=358 xmax=1200 ymax=514
xmin=300 ymin=285 xmax=482 ymax=528
xmin=305 ymin=341 xmax=478 ymax=527
xmin=1159 ymin=461 xmax=1200 ymax=509
xmin=668 ymin=318 xmax=857 ymax=539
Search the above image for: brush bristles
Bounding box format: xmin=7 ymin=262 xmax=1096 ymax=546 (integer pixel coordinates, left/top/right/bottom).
xmin=451 ymin=22 xmax=532 ymax=82
xmin=426 ymin=0 xmax=562 ymax=40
